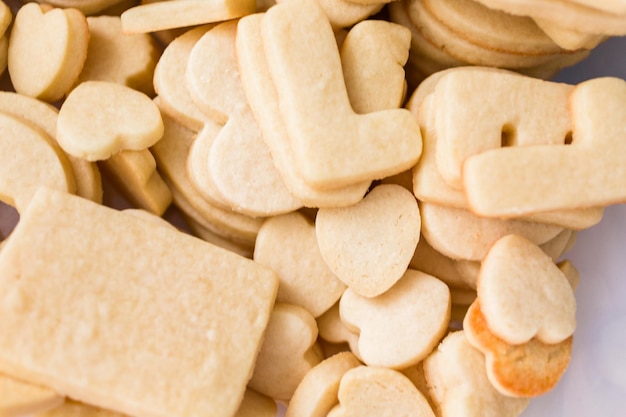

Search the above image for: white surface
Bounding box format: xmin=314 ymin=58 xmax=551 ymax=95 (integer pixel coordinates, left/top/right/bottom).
xmin=521 ymin=36 xmax=626 ymax=417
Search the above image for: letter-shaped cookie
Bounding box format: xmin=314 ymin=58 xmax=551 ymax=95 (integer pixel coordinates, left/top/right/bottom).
xmin=254 ymin=212 xmax=346 ymax=318
xmin=464 ymin=77 xmax=626 ymax=216
xmin=478 ymin=234 xmax=576 ymax=345
xmin=433 ymin=69 xmax=573 ymax=190
xmin=286 ymin=352 xmax=362 ymax=417
xmin=262 ymin=0 xmax=422 ymax=189
xmin=423 ymin=331 xmax=529 ymax=416
xmin=316 ymin=184 xmax=421 ymax=297
xmin=340 ymin=269 xmax=450 ymax=369
xmin=8 ymin=3 xmax=88 ymax=102
xmin=57 ymin=81 xmax=163 ymax=161
xmin=464 ymin=301 xmax=573 ymax=397
xmin=0 ymin=187 xmax=278 ymax=417
xmin=248 ymin=303 xmax=322 ymax=402
xmin=236 ymin=13 xmax=370 ymax=208
xmin=0 ymin=374 xmax=63 ymax=417
xmin=327 ymin=366 xmax=435 ymax=417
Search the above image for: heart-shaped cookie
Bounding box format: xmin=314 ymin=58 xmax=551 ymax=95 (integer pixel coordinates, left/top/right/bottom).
xmin=327 ymin=366 xmax=435 ymax=417
xmin=254 ymin=212 xmax=346 ymax=317
xmin=340 ymin=269 xmax=450 ymax=369
xmin=8 ymin=3 xmax=89 ymax=102
xmin=478 ymin=234 xmax=576 ymax=345
xmin=316 ymin=184 xmax=421 ymax=297
xmin=57 ymin=81 xmax=164 ymax=161
xmin=248 ymin=303 xmax=323 ymax=402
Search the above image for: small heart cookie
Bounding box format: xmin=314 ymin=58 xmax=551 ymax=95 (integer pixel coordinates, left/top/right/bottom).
xmin=327 ymin=366 xmax=435 ymax=417
xmin=57 ymin=81 xmax=163 ymax=161
xmin=478 ymin=234 xmax=576 ymax=345
xmin=339 ymin=269 xmax=450 ymax=369
xmin=8 ymin=3 xmax=89 ymax=102
xmin=316 ymin=184 xmax=421 ymax=297
xmin=248 ymin=303 xmax=323 ymax=402
xmin=254 ymin=212 xmax=346 ymax=318
xmin=286 ymin=352 xmax=362 ymax=417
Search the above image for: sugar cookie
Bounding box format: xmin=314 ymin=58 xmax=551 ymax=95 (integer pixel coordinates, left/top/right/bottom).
xmin=340 ymin=20 xmax=410 ymax=114
xmin=98 ymin=149 xmax=172 ymax=215
xmin=236 ymin=13 xmax=371 ymax=208
xmin=30 ymin=0 xmax=128 ymax=15
xmin=339 ymin=269 xmax=450 ymax=369
xmin=420 ymin=202 xmax=563 ymax=261
xmin=262 ymin=0 xmax=422 ymax=189
xmin=35 ymin=400 xmax=124 ymax=417
xmin=423 ymin=331 xmax=529 ymax=417
xmin=120 ymin=0 xmax=255 ymax=34
xmin=316 ymin=184 xmax=421 ymax=297
xmin=8 ymin=3 xmax=89 ymax=102
xmin=234 ymin=389 xmax=277 ymax=417
xmin=478 ymin=234 xmax=576 ymax=345
xmin=0 ymin=187 xmax=278 ymax=417
xmin=464 ymin=301 xmax=573 ymax=398
xmin=316 ymin=302 xmax=361 ymax=359
xmin=327 ymin=366 xmax=435 ymax=417
xmin=0 ymin=112 xmax=75 ymax=213
xmin=248 ymin=303 xmax=323 ymax=402
xmin=254 ymin=212 xmax=346 ymax=318
xmin=317 ymin=0 xmax=385 ymax=29
xmin=464 ymin=77 xmax=626 ymax=216
xmin=78 ymin=15 xmax=160 ymax=96
xmin=286 ymin=352 xmax=362 ymax=417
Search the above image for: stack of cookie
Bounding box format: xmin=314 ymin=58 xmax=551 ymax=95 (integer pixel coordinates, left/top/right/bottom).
xmin=388 ymin=0 xmax=623 ymax=88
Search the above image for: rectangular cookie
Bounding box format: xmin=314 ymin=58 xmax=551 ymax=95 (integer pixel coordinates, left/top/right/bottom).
xmin=0 ymin=188 xmax=278 ymax=417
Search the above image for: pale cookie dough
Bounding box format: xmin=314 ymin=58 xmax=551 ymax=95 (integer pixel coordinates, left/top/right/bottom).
xmin=8 ymin=3 xmax=89 ymax=102
xmin=423 ymin=331 xmax=529 ymax=417
xmin=236 ymin=13 xmax=371 ymax=208
xmin=120 ymin=0 xmax=255 ymax=34
xmin=0 ymin=187 xmax=278 ymax=417
xmin=0 ymin=374 xmax=63 ymax=417
xmin=254 ymin=212 xmax=346 ymax=318
xmin=316 ymin=184 xmax=421 ymax=297
xmin=78 ymin=15 xmax=160 ymax=96
xmin=327 ymin=366 xmax=436 ymax=417
xmin=286 ymin=352 xmax=362 ymax=417
xmin=464 ymin=301 xmax=573 ymax=398
xmin=340 ymin=20 xmax=410 ymax=113
xmin=57 ymin=81 xmax=163 ymax=161
xmin=0 ymin=112 xmax=76 ymax=212
xmin=262 ymin=0 xmax=422 ymax=189
xmin=464 ymin=77 xmax=626 ymax=216
xmin=98 ymin=149 xmax=172 ymax=216
xmin=478 ymin=234 xmax=576 ymax=345
xmin=248 ymin=303 xmax=323 ymax=402
xmin=340 ymin=269 xmax=450 ymax=369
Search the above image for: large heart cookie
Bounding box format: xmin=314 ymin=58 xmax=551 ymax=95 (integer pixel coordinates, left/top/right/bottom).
xmin=478 ymin=234 xmax=576 ymax=345
xmin=316 ymin=184 xmax=421 ymax=297
xmin=327 ymin=366 xmax=435 ymax=417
